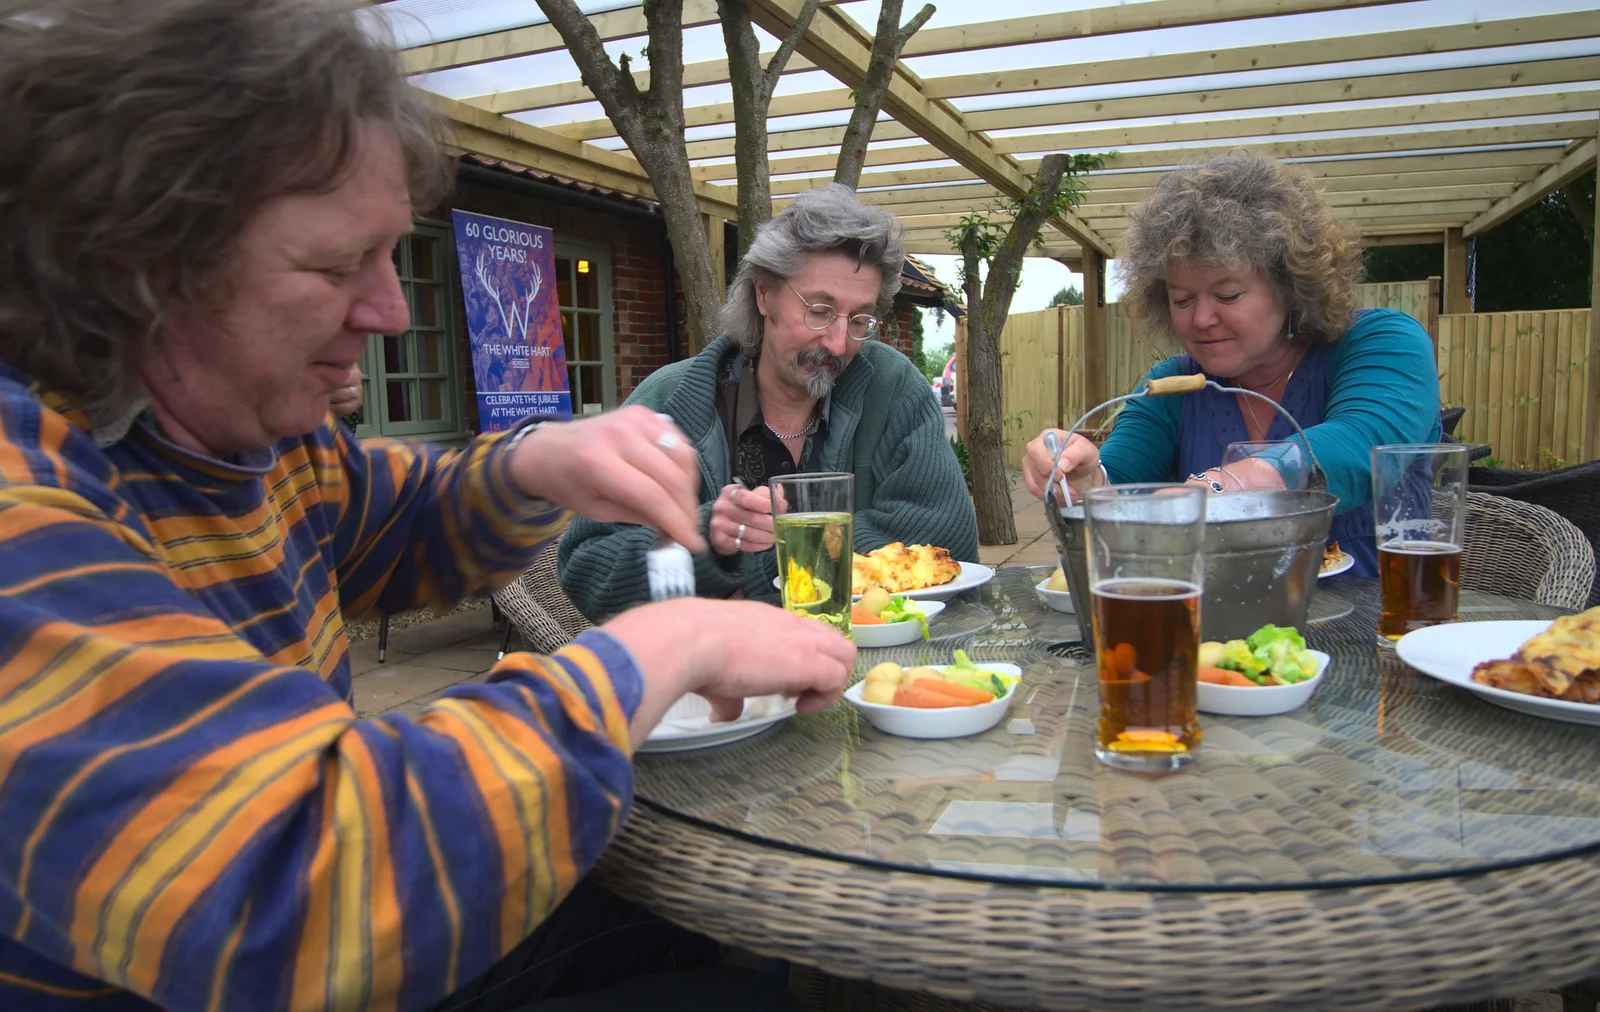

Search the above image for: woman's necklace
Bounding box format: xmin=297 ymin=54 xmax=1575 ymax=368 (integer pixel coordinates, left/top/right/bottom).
xmin=1240 ymin=354 xmax=1301 ymax=437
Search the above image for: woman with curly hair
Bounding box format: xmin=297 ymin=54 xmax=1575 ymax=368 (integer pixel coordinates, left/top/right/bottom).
xmin=1022 ymin=151 xmax=1441 ymax=576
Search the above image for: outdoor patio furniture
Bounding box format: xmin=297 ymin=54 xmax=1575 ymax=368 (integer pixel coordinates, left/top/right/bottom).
xmin=492 ymin=541 xmax=592 ymax=657
xmin=596 ymin=568 xmax=1600 ymax=1011
xmin=1470 ymin=460 xmax=1600 ymax=607
xmin=1464 ymin=491 xmax=1596 ymax=610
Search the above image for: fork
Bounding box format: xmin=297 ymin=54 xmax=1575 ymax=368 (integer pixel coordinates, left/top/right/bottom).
xmin=646 ymin=540 xmax=696 ymax=602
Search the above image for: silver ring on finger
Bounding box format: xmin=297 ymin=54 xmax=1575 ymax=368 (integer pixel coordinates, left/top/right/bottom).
xmin=655 ymin=430 xmax=682 ymax=451
xmin=734 ymin=533 xmax=743 ymax=551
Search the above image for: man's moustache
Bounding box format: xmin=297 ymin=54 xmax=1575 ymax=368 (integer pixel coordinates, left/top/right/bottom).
xmin=795 ymin=348 xmax=844 ymax=375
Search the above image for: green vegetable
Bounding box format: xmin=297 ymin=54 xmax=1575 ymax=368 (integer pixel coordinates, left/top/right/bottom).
xmin=879 ymin=596 xmax=929 ymax=640
xmin=1218 ymin=639 xmax=1267 ymax=681
xmin=942 ymin=651 xmax=1017 ymax=699
xmin=1244 ymin=624 xmax=1318 ymax=685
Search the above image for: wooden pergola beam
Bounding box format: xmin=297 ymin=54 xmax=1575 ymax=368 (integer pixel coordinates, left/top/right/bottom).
xmin=1364 ymin=232 xmax=1448 ymax=247
xmin=731 ymin=121 xmax=1589 ymax=181
xmin=742 ymin=0 xmax=1113 ymax=257
xmin=923 ymin=11 xmax=1600 ymax=101
xmin=428 ymin=95 xmax=739 ymax=220
xmin=557 ymin=54 xmax=1600 ymax=147
xmin=769 ymin=149 xmax=1562 ymax=198
xmin=1463 ymin=135 xmax=1600 ymax=237
xmin=991 ymin=90 xmax=1600 ymax=158
xmin=688 ymin=89 xmax=1600 ymax=164
xmin=403 ymin=0 xmax=714 ymax=75
xmin=448 ymin=0 xmax=1411 ymax=117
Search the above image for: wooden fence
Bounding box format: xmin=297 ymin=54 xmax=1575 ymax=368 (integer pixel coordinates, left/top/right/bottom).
xmin=1437 ymin=310 xmax=1592 ymax=467
xmin=1357 ymin=278 xmax=1436 ymax=336
xmin=998 ymin=282 xmax=1593 ymax=468
xmin=997 ymin=304 xmax=1180 ymax=468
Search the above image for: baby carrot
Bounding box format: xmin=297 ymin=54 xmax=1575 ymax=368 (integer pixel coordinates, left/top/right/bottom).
xmin=1198 ymin=666 xmax=1231 ymax=684
xmin=909 ymin=677 xmax=994 ymax=704
xmin=1221 ymin=670 xmax=1258 ymax=687
xmin=851 ymin=606 xmax=884 ymax=625
xmin=892 ymin=683 xmax=969 ymax=708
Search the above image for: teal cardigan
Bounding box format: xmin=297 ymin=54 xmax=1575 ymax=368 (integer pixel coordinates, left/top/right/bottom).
xmin=558 ymin=336 xmax=978 ymax=619
xmin=1101 ymin=308 xmax=1442 ymax=515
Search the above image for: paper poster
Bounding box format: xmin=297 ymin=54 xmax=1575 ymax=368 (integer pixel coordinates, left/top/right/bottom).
xmin=451 ymin=210 xmax=570 ymax=430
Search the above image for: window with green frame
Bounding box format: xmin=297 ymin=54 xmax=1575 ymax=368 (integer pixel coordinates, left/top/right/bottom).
xmin=553 ymin=241 xmax=614 ymax=415
xmin=351 ymin=222 xmax=463 ymax=439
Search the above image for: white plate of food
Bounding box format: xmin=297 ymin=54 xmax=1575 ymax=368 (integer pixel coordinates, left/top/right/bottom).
xmin=1034 ymin=569 xmax=1074 ymax=613
xmin=1395 ymin=616 xmax=1600 ymax=727
xmin=850 ymin=593 xmax=946 ymax=648
xmin=639 ymin=693 xmax=797 ymax=752
xmin=771 ymin=554 xmax=985 ymax=602
xmin=844 ymin=656 xmax=1021 ymax=739
xmin=1197 ymin=650 xmax=1330 ymax=716
xmin=1319 ymin=543 xmax=1354 ymax=578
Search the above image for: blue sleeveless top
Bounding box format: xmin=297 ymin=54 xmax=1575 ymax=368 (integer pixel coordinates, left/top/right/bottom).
xmin=1167 ymin=342 xmax=1379 ymax=577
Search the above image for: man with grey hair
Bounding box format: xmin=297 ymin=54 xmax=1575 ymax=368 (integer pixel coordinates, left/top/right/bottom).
xmin=560 ymin=184 xmax=977 ymax=617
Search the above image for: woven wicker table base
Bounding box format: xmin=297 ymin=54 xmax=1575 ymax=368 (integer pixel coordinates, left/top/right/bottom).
xmin=598 ymin=805 xmax=1600 ymax=1011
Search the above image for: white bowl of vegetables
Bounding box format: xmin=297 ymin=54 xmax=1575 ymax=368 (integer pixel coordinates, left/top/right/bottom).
xmin=850 ymin=588 xmax=945 ymax=648
xmin=844 ymin=652 xmax=1020 ymax=738
xmin=1195 ymin=624 xmax=1330 ymax=717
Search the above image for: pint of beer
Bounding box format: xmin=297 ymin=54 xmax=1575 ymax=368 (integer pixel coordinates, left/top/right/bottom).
xmin=1084 ymin=485 xmax=1205 ymax=773
xmin=1371 ymin=444 xmax=1469 ymax=643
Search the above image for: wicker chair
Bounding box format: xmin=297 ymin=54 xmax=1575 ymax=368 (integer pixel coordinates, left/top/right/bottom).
xmin=1470 ymin=460 xmax=1600 ymax=607
xmin=492 ymin=541 xmax=592 ymax=657
xmin=1463 ymin=492 xmax=1595 ymax=611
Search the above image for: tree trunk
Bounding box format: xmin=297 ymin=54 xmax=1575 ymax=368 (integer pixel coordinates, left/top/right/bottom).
xmin=832 ymin=2 xmax=935 ymax=190
xmin=962 ymin=245 xmax=1014 ymax=545
xmin=963 ymin=154 xmax=1074 ymax=546
xmin=720 ymin=0 xmax=819 ymax=258
xmin=537 ymin=0 xmax=722 ymax=351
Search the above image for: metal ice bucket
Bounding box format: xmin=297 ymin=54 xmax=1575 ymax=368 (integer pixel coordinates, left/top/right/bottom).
xmin=1048 ymin=489 xmax=1337 ymax=643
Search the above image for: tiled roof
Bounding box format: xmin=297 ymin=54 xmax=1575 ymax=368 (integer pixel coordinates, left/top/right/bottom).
xmin=451 ymin=149 xmax=660 ymax=212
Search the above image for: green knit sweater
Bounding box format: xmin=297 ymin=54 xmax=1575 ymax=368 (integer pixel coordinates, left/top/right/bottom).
xmin=558 ymin=336 xmax=978 ymax=619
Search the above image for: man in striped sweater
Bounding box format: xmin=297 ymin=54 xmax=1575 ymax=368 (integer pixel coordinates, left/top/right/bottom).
xmin=0 ymin=1 xmax=854 ymax=1009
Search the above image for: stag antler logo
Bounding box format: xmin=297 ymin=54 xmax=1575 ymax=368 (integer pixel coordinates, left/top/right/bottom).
xmin=475 ymin=248 xmax=542 ymax=341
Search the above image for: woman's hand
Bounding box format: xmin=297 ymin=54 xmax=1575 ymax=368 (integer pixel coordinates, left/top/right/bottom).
xmin=605 ymin=599 xmax=857 ymax=748
xmin=709 ymin=484 xmax=775 ymax=556
xmin=1187 ymin=457 xmax=1287 ymax=493
xmin=1022 ymin=429 xmax=1105 ymax=503
xmin=506 ymin=406 xmax=705 ymax=552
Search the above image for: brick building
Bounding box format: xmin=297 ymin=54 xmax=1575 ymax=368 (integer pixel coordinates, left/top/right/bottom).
xmin=351 ymin=155 xmax=958 ymax=443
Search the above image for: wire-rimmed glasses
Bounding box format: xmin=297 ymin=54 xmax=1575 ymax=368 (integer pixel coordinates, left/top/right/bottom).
xmin=787 ymin=283 xmax=878 ymax=341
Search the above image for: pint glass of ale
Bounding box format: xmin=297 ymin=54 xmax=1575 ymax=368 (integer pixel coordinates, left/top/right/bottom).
xmin=1083 ymin=484 xmax=1205 ymax=773
xmin=1371 ymin=444 xmax=1469 ymax=643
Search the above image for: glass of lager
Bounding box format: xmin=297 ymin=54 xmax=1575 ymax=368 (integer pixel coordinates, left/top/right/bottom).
xmin=1371 ymin=444 xmax=1469 ymax=644
xmin=1084 ymin=484 xmax=1205 ymax=773
xmin=771 ymin=473 xmax=854 ymax=638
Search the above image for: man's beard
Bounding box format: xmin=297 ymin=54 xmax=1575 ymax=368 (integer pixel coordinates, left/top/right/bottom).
xmin=792 ymin=346 xmax=846 ymax=399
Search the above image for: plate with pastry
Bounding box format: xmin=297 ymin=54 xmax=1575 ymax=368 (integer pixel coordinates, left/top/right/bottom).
xmin=777 ymin=543 xmax=993 ymax=602
xmin=1319 ymin=541 xmax=1354 ymax=578
xmin=853 ymin=542 xmax=993 ymax=601
xmin=1395 ymin=608 xmax=1600 ymax=726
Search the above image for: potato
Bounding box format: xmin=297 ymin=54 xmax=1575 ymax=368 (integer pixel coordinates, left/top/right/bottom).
xmin=859 ymin=586 xmax=892 ymax=616
xmin=863 ymin=662 xmax=902 ymax=685
xmin=1047 ymin=566 xmax=1069 ymax=592
xmin=863 ymin=679 xmax=898 ymax=705
xmin=1198 ymin=641 xmax=1225 ymax=669
xmin=903 ymin=666 xmax=941 ymax=684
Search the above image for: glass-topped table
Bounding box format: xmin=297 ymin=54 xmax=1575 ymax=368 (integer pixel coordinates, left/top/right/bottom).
xmin=598 ymin=568 xmax=1600 ymax=1009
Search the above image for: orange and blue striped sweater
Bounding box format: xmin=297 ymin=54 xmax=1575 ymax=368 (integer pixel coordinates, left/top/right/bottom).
xmin=0 ymin=368 xmax=644 ymax=1011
